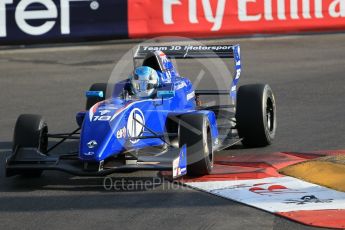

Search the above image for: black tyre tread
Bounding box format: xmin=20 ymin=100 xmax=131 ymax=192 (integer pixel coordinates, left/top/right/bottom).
xmin=178 ymin=114 xmax=213 ymax=176
xmin=236 ymin=84 xmax=276 ymax=147
xmin=86 ymin=83 xmax=107 ymax=110
xmin=13 ymin=114 xmax=47 ymax=152
xmin=12 ymin=114 xmax=47 ymax=177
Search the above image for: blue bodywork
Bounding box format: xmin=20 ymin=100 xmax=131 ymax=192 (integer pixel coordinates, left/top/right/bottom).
xmin=76 ymin=46 xmax=241 ymax=163
xmin=77 ymin=77 xmax=217 ymax=162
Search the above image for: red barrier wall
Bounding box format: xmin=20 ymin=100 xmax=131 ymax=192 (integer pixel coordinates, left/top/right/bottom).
xmin=128 ymin=0 xmax=345 ymax=38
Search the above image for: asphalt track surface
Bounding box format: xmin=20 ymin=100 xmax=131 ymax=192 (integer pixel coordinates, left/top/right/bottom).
xmin=0 ymin=33 xmax=344 ymax=230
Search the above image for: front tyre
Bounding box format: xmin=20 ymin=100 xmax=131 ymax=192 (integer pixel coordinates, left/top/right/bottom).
xmin=236 ymin=84 xmax=277 ymax=147
xmin=12 ymin=114 xmax=48 ymax=177
xmin=178 ymin=114 xmax=214 ymax=176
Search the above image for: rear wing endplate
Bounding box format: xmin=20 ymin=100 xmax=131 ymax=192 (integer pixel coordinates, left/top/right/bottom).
xmin=134 ymin=45 xmax=241 ymax=100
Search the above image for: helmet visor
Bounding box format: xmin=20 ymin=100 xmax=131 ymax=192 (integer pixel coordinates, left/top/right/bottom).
xmin=132 ymin=79 xmax=156 ymax=91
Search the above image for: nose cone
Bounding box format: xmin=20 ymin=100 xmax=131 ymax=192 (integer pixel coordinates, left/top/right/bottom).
xmin=79 ymin=100 xmax=127 ymax=161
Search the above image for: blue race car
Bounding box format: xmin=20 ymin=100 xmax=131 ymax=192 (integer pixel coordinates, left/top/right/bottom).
xmin=6 ymin=45 xmax=276 ymax=178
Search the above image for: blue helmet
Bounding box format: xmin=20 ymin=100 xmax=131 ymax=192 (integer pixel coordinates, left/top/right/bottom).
xmin=130 ymin=66 xmax=159 ymax=98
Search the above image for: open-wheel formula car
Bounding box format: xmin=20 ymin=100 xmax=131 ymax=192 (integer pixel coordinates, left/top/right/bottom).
xmin=6 ymin=45 xmax=276 ymax=178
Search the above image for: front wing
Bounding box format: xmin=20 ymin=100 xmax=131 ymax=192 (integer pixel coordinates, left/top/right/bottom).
xmin=6 ymin=145 xmax=187 ymax=178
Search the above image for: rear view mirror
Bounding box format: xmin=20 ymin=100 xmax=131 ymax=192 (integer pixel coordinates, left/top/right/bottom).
xmin=157 ymin=90 xmax=175 ymax=98
xmin=86 ymin=91 xmax=104 ymax=98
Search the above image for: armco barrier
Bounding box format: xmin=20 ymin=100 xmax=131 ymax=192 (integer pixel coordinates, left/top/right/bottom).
xmin=2 ymin=0 xmax=345 ymax=45
xmin=128 ymin=0 xmax=345 ymax=38
xmin=0 ymin=0 xmax=128 ymax=45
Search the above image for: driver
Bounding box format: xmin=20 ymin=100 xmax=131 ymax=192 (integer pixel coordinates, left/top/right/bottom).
xmin=130 ymin=66 xmax=159 ymax=98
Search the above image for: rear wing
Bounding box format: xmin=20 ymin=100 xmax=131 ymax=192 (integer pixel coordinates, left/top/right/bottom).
xmin=134 ymin=45 xmax=241 ymax=100
xmin=134 ymin=45 xmax=238 ymax=59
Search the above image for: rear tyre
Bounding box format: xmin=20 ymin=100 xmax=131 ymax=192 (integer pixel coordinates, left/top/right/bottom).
xmin=178 ymin=114 xmax=213 ymax=176
xmin=86 ymin=83 xmax=107 ymax=110
xmin=236 ymin=84 xmax=276 ymax=147
xmin=12 ymin=114 xmax=48 ymax=177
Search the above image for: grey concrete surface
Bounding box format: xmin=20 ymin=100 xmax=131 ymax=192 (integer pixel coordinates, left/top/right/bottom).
xmin=1 ymin=33 xmax=345 ymax=230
